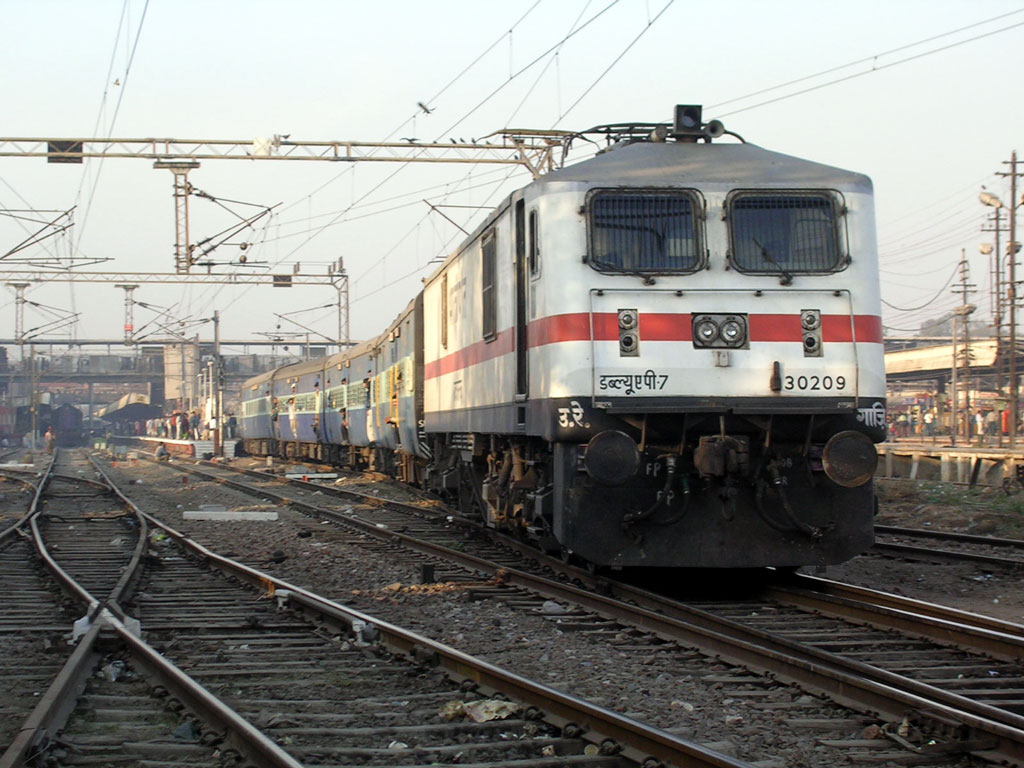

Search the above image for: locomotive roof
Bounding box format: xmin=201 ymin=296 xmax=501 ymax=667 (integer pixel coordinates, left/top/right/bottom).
xmin=538 ymin=141 xmax=872 ymax=191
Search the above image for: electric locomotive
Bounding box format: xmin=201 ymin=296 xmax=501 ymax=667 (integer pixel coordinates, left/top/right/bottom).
xmin=241 ymin=105 xmax=884 ymax=569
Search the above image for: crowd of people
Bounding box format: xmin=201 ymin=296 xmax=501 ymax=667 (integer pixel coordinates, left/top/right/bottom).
xmin=108 ymin=410 xmax=237 ymax=440
xmin=889 ymin=407 xmax=1016 ymax=443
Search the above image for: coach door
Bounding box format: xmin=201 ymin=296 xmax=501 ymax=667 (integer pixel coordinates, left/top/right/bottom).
xmin=514 ymin=199 xmax=528 ymax=427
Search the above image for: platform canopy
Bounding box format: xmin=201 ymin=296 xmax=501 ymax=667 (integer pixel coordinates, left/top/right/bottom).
xmin=96 ymin=392 xmax=162 ymax=422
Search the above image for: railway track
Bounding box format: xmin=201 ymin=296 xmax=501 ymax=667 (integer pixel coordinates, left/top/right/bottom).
xmin=874 ymin=525 xmax=1024 ymax=569
xmin=2 ymin=449 xmax=750 ymax=768
xmin=93 ymin=450 xmax=1024 ymax=766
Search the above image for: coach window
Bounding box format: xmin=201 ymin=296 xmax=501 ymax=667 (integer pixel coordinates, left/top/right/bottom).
xmin=587 ymin=189 xmax=703 ymax=275
xmin=528 ymin=210 xmax=540 ymax=276
xmin=727 ymin=191 xmax=845 ymax=276
xmin=481 ymin=230 xmax=497 ymax=341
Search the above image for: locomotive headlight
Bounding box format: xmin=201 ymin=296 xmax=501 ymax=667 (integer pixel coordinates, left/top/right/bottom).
xmin=720 ymin=318 xmax=745 ymax=346
xmin=822 ymin=430 xmax=877 ymax=488
xmin=801 ymin=310 xmax=821 ymax=330
xmin=693 ymin=312 xmax=749 ymax=349
xmin=694 ymin=318 xmax=719 ymax=344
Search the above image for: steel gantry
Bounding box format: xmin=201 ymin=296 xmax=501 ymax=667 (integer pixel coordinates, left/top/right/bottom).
xmin=0 ymin=130 xmax=570 ymax=344
xmin=0 ymin=131 xmax=570 ymax=174
xmin=0 ymin=132 xmax=569 ymax=274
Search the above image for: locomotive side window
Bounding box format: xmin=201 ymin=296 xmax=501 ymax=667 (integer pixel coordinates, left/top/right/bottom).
xmin=727 ymin=192 xmax=844 ymax=275
xmin=587 ymin=189 xmax=702 ymax=274
xmin=441 ymin=272 xmax=448 ymax=349
xmin=528 ymin=210 xmax=540 ymax=276
xmin=481 ymin=230 xmax=497 ymax=341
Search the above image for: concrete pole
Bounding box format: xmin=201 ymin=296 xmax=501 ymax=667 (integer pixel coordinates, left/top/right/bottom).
xmin=214 ymin=310 xmax=223 ymax=456
xmin=1010 ymin=151 xmax=1019 ymax=447
xmin=951 ymin=316 xmax=958 ymax=446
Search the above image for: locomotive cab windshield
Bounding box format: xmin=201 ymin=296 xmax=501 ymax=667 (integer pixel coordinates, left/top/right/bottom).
xmin=587 ymin=188 xmax=704 ymax=275
xmin=728 ymin=191 xmax=847 ymax=277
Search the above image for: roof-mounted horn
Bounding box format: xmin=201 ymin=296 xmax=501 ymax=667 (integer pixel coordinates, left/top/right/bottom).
xmin=671 ymin=105 xmax=728 ymax=143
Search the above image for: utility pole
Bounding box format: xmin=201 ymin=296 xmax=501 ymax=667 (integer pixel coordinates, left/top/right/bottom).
xmin=214 ymin=310 xmax=222 ymax=457
xmin=29 ymin=345 xmax=38 ymax=453
xmin=951 ymin=316 xmax=959 ymax=446
xmin=995 ymin=151 xmax=1022 ymax=446
xmin=7 ymin=282 xmax=30 ymax=346
xmin=115 ymin=284 xmax=139 ymax=345
xmin=332 ymin=257 xmax=350 ymax=347
xmin=982 ymin=208 xmax=1006 ymax=443
xmin=153 ymin=160 xmax=200 ymax=273
xmin=952 ymin=254 xmax=976 ymax=442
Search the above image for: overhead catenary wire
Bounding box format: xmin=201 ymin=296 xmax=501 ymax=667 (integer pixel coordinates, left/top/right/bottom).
xmin=556 ymin=0 xmax=675 ymax=121
xmin=708 ymin=8 xmax=1024 ymax=113
xmin=70 ymin=0 xmax=152 ymax=258
xmin=347 ymin=2 xmax=666 ymax=316
xmin=216 ymin=5 xmax=629 ymax=324
xmin=275 ymin=0 xmax=547 ymax=220
xmin=881 ymin=262 xmax=960 ymax=312
xmin=711 ymin=18 xmax=1024 ymax=118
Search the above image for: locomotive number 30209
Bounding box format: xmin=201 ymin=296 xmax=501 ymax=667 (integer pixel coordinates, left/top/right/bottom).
xmin=784 ymin=374 xmax=846 ymax=392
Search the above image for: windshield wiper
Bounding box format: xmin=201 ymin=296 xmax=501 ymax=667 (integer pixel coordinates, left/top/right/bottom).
xmin=752 ymin=238 xmax=793 ymax=285
xmin=588 ymin=256 xmax=657 ymax=285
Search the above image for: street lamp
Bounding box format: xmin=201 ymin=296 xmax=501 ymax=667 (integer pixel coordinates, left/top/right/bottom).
xmin=980 ymin=176 xmax=1023 ymax=447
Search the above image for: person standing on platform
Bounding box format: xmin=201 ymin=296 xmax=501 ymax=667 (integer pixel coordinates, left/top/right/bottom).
xmin=985 ymin=410 xmax=997 ymax=437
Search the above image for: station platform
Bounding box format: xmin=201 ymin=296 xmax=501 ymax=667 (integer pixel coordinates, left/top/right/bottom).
xmin=878 ymin=441 xmax=1024 ymax=487
xmin=101 ymin=435 xmax=239 ymax=459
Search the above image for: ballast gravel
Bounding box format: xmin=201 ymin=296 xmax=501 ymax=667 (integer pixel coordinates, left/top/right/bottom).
xmin=97 ymin=456 xmax=989 ymax=768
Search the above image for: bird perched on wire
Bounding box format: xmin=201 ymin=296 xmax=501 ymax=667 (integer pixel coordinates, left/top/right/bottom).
xmin=417 ymin=101 xmax=433 ymax=115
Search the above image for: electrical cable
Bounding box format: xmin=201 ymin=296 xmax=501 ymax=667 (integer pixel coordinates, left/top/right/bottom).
xmin=275 ymin=0 xmax=546 ymax=219
xmin=71 ymin=0 xmax=151 ymax=257
xmin=213 ymin=1 xmax=630 ymax=335
xmin=557 ymin=0 xmax=675 ymax=121
xmin=709 ymin=8 xmax=1024 ymax=112
xmin=712 ymin=19 xmax=1024 ymax=118
xmin=881 ymin=262 xmax=959 ymax=311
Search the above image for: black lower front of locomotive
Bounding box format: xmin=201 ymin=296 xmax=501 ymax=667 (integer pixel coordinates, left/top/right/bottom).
xmin=549 ymin=442 xmax=874 ymax=568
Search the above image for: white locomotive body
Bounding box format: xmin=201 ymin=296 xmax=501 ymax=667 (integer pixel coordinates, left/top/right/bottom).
xmin=242 ymin=111 xmax=884 ymax=569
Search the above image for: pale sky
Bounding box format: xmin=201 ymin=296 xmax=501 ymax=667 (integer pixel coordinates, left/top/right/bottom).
xmin=2 ymin=0 xmax=1023 ymax=348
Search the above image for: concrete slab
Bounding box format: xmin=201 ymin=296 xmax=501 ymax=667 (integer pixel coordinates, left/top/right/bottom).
xmin=182 ymin=509 xmax=279 ymax=521
xmin=284 ymin=473 xmax=339 ymax=480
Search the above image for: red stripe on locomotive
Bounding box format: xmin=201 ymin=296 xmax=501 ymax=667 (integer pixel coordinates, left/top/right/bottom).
xmin=425 ymin=312 xmax=882 ymax=380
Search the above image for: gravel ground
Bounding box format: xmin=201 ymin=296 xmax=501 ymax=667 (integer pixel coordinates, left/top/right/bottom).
xmin=825 ymin=478 xmax=1024 ymax=624
xmin=96 ymin=455 xmax=998 ymax=767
